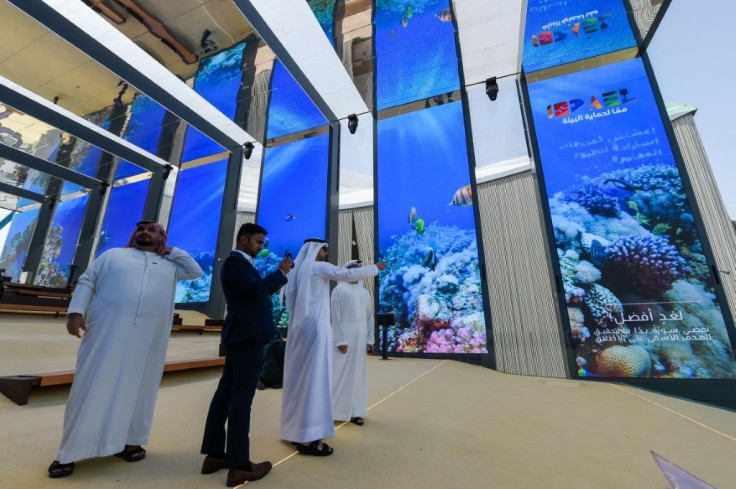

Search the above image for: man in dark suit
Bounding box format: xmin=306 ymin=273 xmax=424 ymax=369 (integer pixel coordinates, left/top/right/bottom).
xmin=200 ymin=223 xmax=291 ymax=487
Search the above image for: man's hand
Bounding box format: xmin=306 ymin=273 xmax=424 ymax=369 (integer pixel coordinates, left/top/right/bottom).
xmin=278 ymin=255 xmax=293 ymax=275
xmin=67 ymin=313 xmax=87 ymax=338
xmin=159 ymin=246 xmax=173 ymax=256
xmin=337 ymin=345 xmax=348 ymax=354
xmin=366 ymin=344 xmax=373 ymax=354
xmin=376 ymin=262 xmax=387 ymax=271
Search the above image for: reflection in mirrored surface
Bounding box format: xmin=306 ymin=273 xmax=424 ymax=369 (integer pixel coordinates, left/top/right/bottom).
xmin=0 ymin=207 xmax=39 ymax=281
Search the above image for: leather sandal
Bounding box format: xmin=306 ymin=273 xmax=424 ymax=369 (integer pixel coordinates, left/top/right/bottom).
xmin=295 ymin=440 xmax=333 ymax=456
xmin=350 ymin=417 xmax=365 ymax=425
xmin=114 ymin=445 xmax=146 ymax=462
xmin=48 ymin=460 xmax=74 ymax=478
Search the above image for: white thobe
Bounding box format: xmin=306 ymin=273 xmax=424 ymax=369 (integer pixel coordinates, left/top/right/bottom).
xmin=56 ymin=247 xmax=202 ymax=463
xmin=280 ymin=262 xmax=378 ymax=443
xmin=330 ymin=282 xmax=374 ymax=421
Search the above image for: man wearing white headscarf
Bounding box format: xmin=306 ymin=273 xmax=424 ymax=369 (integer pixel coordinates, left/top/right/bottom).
xmin=280 ymin=239 xmax=385 ymax=456
xmin=330 ymin=260 xmax=374 ymax=426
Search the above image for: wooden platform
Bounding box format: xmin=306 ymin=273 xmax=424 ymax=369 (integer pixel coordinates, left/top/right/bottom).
xmin=0 ymin=283 xmax=73 ymax=315
xmin=0 ymin=356 xmax=225 ymax=406
xmin=170 ymin=324 xmax=222 ymax=334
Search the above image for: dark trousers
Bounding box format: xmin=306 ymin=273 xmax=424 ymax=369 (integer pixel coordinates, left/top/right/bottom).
xmin=201 ymin=340 xmax=265 ymax=468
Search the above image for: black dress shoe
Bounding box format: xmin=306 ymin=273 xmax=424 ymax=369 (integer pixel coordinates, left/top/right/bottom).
xmin=201 ymin=455 xmax=227 ymax=475
xmin=226 ymin=461 xmax=272 ymax=486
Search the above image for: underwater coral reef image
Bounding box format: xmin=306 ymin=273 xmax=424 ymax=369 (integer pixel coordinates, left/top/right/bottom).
xmin=0 ymin=208 xmax=39 ymax=281
xmin=377 ymin=101 xmax=488 ymax=354
xmin=95 ymin=179 xmax=149 ymax=257
xmin=529 ymin=58 xmax=736 ymax=379
xmin=35 ymin=195 xmax=88 ymax=287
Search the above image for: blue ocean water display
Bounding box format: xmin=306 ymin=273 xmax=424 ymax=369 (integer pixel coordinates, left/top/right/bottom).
xmin=168 ymin=159 xmax=228 ymax=303
xmin=307 ymin=0 xmax=336 ymax=47
xmin=257 ymin=134 xmax=329 ymax=322
xmin=374 ymin=0 xmax=460 ymax=110
xmin=523 ymin=0 xmax=637 ymax=73
xmin=115 ymin=94 xmax=167 ymax=180
xmin=528 ymin=58 xmax=736 ymax=378
xmin=94 ymin=179 xmax=149 ymax=257
xmin=266 ymin=61 xmax=327 ymax=140
xmin=181 ymin=42 xmax=245 ymax=162
xmin=62 ymin=107 xmax=114 ymax=196
xmin=35 ymin=195 xmax=88 ymax=287
xmin=0 ymin=208 xmax=39 ymax=281
xmin=377 ymin=101 xmax=487 ymax=354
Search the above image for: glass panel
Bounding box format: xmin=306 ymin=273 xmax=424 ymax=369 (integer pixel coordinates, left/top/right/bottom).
xmin=61 ymin=106 xmax=116 ymax=196
xmin=95 ymin=179 xmax=150 ymax=257
xmin=0 ymin=208 xmax=39 ymax=281
xmin=374 ymin=0 xmax=460 ymax=110
xmin=266 ymin=61 xmax=327 ymax=140
xmin=256 ymin=134 xmax=330 ymax=325
xmin=377 ymin=101 xmax=488 ymax=354
xmin=308 ymin=0 xmax=337 ymax=46
xmin=115 ymin=94 xmax=167 ymax=180
xmin=180 ymin=42 xmax=246 ymax=163
xmin=527 ymin=57 xmax=736 ymax=378
xmin=35 ymin=195 xmax=88 ymax=286
xmin=522 ymin=0 xmax=637 ymax=74
xmin=168 ymin=159 xmax=228 ymax=303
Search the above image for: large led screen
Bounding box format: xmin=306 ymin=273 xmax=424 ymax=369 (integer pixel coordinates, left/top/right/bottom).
xmin=256 ymin=134 xmax=330 ymax=326
xmin=35 ymin=195 xmax=88 ymax=287
xmin=167 ymin=159 xmax=228 ymax=303
xmin=523 ymin=0 xmax=637 ymax=74
xmin=266 ymin=61 xmax=327 ymax=140
xmin=180 ymin=43 xmax=246 ymax=162
xmin=377 ymin=102 xmax=488 ymax=354
xmin=527 ymin=58 xmax=736 ymax=378
xmin=95 ymin=179 xmax=149 ymax=257
xmin=115 ymin=94 xmax=167 ymax=180
xmin=374 ymin=0 xmax=460 ymax=111
xmin=62 ymin=107 xmax=114 ymax=195
xmin=0 ymin=208 xmax=39 ymax=281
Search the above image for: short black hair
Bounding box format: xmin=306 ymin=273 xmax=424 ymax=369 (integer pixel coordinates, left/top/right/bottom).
xmin=237 ymin=223 xmax=267 ymax=242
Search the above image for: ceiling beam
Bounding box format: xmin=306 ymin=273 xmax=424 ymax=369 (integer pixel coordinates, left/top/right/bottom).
xmin=0 ymin=181 xmax=45 ymax=203
xmin=0 ymin=143 xmax=100 ymax=189
xmin=232 ymin=0 xmax=371 ymax=122
xmin=0 ymin=75 xmax=166 ymax=173
xmin=7 ymin=0 xmax=260 ymax=153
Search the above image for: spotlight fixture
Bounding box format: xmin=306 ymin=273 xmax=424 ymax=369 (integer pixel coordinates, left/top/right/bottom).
xmin=347 ymin=114 xmax=358 ymax=134
xmin=162 ymin=164 xmax=173 ymax=180
xmin=243 ymin=142 xmax=254 ymax=160
xmin=485 ymin=77 xmax=499 ymax=102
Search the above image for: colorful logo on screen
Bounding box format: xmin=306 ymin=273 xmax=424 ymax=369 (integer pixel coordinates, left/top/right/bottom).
xmin=531 ymin=13 xmax=612 ymax=47
xmin=547 ymin=89 xmax=635 ymax=120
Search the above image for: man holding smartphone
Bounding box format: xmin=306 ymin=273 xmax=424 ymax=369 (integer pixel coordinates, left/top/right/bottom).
xmin=200 ymin=223 xmax=291 ymax=486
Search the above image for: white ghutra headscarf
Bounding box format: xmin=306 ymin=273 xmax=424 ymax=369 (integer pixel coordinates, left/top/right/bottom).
xmin=282 ymin=239 xmax=328 ymax=325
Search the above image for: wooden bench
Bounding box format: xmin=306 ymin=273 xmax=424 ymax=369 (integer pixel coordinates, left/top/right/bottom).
xmin=170 ymin=324 xmax=223 ymax=334
xmin=0 ymin=283 xmax=73 ymax=315
xmin=0 ymin=357 xmax=225 ymax=406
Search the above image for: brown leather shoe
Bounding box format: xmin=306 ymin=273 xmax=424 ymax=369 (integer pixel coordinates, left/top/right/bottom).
xmin=226 ymin=461 xmax=272 ymax=486
xmin=201 ymin=455 xmax=227 ymax=475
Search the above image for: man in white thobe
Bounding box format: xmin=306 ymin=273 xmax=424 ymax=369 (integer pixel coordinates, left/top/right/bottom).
xmin=48 ymin=220 xmax=202 ymax=478
xmin=280 ymin=239 xmax=384 ymax=456
xmin=331 ymin=260 xmax=374 ymax=425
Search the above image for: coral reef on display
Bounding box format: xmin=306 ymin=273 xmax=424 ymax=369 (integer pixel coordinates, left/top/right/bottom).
xmin=35 ymin=224 xmax=67 ymax=287
xmin=254 ymin=251 xmax=290 ymax=328
xmin=379 ymin=223 xmax=487 ymax=354
xmin=175 ymin=250 xmax=215 ymax=303
xmin=552 ymin=163 xmax=736 ymax=379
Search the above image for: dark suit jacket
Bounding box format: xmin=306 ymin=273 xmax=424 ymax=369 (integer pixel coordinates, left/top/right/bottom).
xmin=220 ymin=251 xmax=287 ymax=345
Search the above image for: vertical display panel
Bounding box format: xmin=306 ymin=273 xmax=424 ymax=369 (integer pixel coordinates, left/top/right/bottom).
xmin=95 ymin=179 xmax=150 ymax=257
xmin=522 ymin=0 xmax=636 ymax=74
xmin=62 ymin=107 xmax=114 ymax=195
xmin=0 ymin=208 xmax=39 ymax=281
xmin=374 ymin=0 xmax=460 ymax=111
xmin=115 ymin=94 xmax=167 ymax=180
xmin=35 ymin=195 xmax=88 ymax=287
xmin=167 ymin=159 xmax=228 ymax=303
xmin=180 ymin=43 xmax=246 ymax=163
xmin=377 ymin=102 xmax=488 ymax=354
xmin=256 ymin=134 xmax=330 ymax=325
xmin=527 ymin=58 xmax=736 ymax=378
xmin=266 ymin=61 xmax=327 ymax=140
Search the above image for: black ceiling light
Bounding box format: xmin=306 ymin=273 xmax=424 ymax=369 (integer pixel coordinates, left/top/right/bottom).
xmin=243 ymin=142 xmax=254 ymax=160
xmin=347 ymin=114 xmax=358 ymax=134
xmin=485 ymin=77 xmax=499 ymax=101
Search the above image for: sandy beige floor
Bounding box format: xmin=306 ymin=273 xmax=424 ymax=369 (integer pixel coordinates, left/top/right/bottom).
xmin=1 ymin=315 xmax=734 ymax=488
